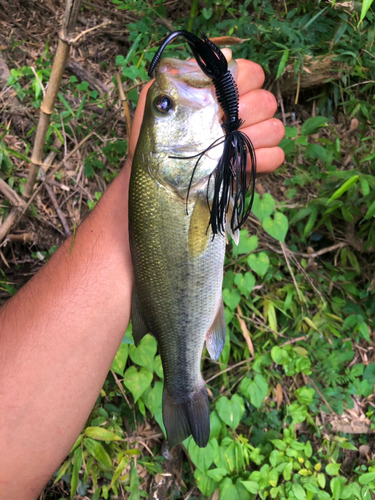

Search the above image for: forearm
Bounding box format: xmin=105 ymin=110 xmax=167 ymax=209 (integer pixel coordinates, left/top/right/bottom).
xmin=0 ymin=163 xmax=133 ymax=500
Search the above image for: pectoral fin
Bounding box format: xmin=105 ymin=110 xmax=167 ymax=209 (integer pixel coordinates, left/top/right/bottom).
xmin=206 ymin=301 xmax=226 ymax=361
xmin=189 ymin=196 xmax=211 ymax=258
xmin=131 ymin=285 xmax=149 ymax=346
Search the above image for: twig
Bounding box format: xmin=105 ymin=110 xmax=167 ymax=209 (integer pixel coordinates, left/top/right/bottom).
xmin=111 ymin=370 xmax=132 ymax=408
xmin=279 ymin=335 xmax=307 ymax=347
xmin=277 ymin=81 xmax=286 ymax=126
xmin=265 ymin=241 xmax=347 ymax=259
xmin=124 ymin=433 xmax=163 ymax=442
xmin=205 ymin=358 xmax=250 ymax=384
xmin=280 ymin=242 xmax=304 ymax=303
xmin=307 ymin=376 xmax=337 ymax=415
xmin=44 ymin=180 xmax=71 ymax=237
xmin=71 ymin=20 xmax=112 ymax=44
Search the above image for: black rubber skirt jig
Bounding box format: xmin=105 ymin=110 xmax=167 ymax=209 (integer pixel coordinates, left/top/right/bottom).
xmin=149 ymin=30 xmax=257 ymax=236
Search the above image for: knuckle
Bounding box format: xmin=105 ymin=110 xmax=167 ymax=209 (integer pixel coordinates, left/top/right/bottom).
xmin=271 ymin=118 xmax=285 ymax=139
xmin=261 ymin=91 xmax=278 ymax=115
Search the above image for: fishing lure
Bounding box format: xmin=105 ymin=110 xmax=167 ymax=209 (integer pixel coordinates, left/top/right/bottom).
xmin=148 ymin=30 xmax=257 ymax=236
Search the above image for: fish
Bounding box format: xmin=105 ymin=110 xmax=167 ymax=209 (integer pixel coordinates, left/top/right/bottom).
xmin=128 ymin=57 xmax=232 ymax=448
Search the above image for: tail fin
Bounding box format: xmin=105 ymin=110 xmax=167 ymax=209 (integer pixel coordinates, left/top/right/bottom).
xmin=162 ymin=384 xmax=210 ymax=448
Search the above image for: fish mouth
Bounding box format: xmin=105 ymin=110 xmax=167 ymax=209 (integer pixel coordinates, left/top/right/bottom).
xmin=158 ymin=58 xmax=213 ymax=88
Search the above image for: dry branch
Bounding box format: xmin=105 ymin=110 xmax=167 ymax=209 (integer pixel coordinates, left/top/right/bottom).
xmin=0 ymin=208 xmax=20 ymax=242
xmin=279 ymin=54 xmax=347 ymax=94
xmin=23 ymin=0 xmax=83 ymax=198
xmin=0 ymin=179 xmax=26 ymax=207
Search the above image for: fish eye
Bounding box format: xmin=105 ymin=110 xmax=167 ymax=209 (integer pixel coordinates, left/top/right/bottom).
xmin=155 ymin=95 xmax=173 ymax=113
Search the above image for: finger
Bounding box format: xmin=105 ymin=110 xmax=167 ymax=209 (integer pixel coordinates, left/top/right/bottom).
xmin=253 ymin=147 xmax=285 ymax=175
xmin=129 ymin=81 xmax=153 ymax=159
xmin=242 ymin=118 xmax=285 ymax=150
xmin=236 ymin=59 xmax=265 ymax=96
xmin=239 ymin=89 xmax=278 ymax=127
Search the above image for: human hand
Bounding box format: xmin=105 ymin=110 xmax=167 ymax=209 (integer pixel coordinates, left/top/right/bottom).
xmin=128 ymin=53 xmax=285 ymax=176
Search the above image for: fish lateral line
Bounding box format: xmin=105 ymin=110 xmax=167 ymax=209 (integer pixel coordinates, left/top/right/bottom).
xmin=149 ymin=30 xmax=257 ymax=236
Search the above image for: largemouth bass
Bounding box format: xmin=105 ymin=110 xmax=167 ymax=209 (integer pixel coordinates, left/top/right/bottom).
xmin=129 ymin=58 xmax=235 ymax=448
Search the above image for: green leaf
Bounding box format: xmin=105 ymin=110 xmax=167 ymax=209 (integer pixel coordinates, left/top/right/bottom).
xmin=206 ymin=467 xmax=228 ymax=482
xmin=364 ymin=198 xmax=375 ymax=219
xmin=241 ymin=480 xmax=259 ymax=494
xmin=234 ymin=272 xmax=255 ymax=296
xmin=223 ymin=288 xmax=241 ymax=310
xmin=233 ymin=231 xmax=258 ymax=256
xmin=240 ymin=374 xmax=268 ymax=408
xmin=123 ymin=366 xmax=153 ymax=402
xmin=85 ymin=427 xmax=123 ymax=441
xmin=363 ymin=364 xmax=375 ymax=384
xmin=188 ymin=437 xmax=219 ymax=472
xmin=216 ymin=394 xmax=245 ymax=430
xmin=331 ymin=477 xmax=342 ymax=500
xmin=289 ymin=403 xmax=307 ymax=423
xmin=262 ymin=212 xmax=288 ymax=242
xmin=276 ymin=49 xmax=289 ymax=79
xmin=84 ymin=438 xmax=113 ymax=470
xmin=71 ymin=447 xmax=82 ymax=500
xmin=359 ymin=0 xmax=374 ymax=24
xmin=318 ymin=473 xmax=326 ymax=489
xmin=247 ymin=252 xmax=270 ymax=277
xmin=326 ymin=462 xmax=341 ymax=476
xmin=129 ymin=334 xmax=157 ymax=368
xmin=283 ymin=461 xmax=293 ymax=480
xmin=358 ymin=472 xmax=375 ymax=485
xmin=252 ymin=193 xmax=275 ymax=221
xmin=220 ymin=478 xmax=240 ymax=500
xmin=301 ymin=116 xmax=328 ymax=135
xmin=202 ymin=6 xmax=213 ymax=19
xmin=143 ymin=380 xmax=163 ymax=417
xmin=292 ymin=483 xmax=306 ymax=500
xmin=194 ymin=468 xmax=218 ymax=496
xmin=129 ymin=461 xmax=140 ymax=500
xmin=326 ymin=175 xmax=359 ymax=205
xmin=271 ymin=346 xmax=290 ymax=365
xmin=110 ymin=342 xmax=128 ymax=376
xmin=296 ymin=387 xmax=315 ymax=406
xmin=153 ymin=355 xmax=164 ymax=378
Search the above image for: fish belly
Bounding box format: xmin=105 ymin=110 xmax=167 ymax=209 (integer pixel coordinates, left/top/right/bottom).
xmin=129 ymin=161 xmax=225 ymax=447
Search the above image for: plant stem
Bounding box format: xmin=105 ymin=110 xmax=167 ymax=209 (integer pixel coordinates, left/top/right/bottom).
xmin=187 ymin=0 xmax=199 ymax=32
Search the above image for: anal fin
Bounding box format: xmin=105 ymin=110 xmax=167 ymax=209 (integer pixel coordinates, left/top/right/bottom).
xmin=131 ymin=285 xmax=149 ymax=346
xmin=206 ymin=301 xmax=226 ymax=361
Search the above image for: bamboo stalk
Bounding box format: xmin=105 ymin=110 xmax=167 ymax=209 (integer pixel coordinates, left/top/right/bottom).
xmin=23 ymin=0 xmax=82 ymax=198
xmin=0 ymin=208 xmax=19 ymax=242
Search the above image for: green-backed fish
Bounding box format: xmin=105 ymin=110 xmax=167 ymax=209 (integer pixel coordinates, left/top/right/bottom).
xmin=129 ymin=57 xmax=238 ymax=448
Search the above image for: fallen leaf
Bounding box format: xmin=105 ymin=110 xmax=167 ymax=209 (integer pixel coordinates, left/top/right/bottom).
xmin=209 ymin=36 xmax=249 ymax=45
xmin=237 ymin=305 xmax=254 ymax=357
